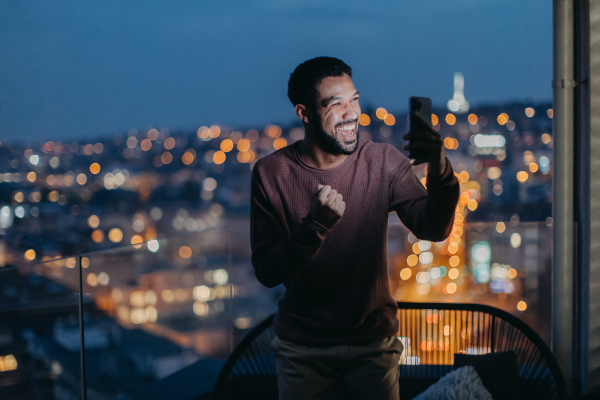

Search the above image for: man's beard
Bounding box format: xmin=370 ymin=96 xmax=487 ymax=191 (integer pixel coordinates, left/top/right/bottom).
xmin=312 ymin=111 xmax=359 ymax=156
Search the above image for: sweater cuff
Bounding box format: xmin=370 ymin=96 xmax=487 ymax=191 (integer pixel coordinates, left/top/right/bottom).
xmin=302 ymin=213 xmax=330 ymax=235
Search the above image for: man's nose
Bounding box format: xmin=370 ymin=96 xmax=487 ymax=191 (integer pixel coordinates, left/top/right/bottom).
xmin=341 ymin=102 xmax=359 ymax=120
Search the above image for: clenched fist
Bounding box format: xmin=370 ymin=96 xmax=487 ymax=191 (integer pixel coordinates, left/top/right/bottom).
xmin=309 ymin=184 xmax=346 ymax=230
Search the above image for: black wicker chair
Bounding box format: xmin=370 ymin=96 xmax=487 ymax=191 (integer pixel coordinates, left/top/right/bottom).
xmin=212 ymin=302 xmax=568 ymax=400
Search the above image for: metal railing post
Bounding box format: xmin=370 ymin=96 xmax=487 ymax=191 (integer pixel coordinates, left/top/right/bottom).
xmin=228 ymin=226 xmax=235 ymax=353
xmin=77 ymin=255 xmax=87 ymax=400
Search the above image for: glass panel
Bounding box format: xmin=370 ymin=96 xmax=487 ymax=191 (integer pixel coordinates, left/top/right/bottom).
xmin=228 ymin=219 xmax=280 ymax=345
xmin=0 ymin=257 xmax=82 ymax=399
xmin=389 ymin=221 xmax=552 ymax=345
xmin=80 ymin=221 xmax=278 ymax=399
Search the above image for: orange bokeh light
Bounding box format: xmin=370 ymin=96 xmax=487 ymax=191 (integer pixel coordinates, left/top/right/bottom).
xmin=376 ymin=108 xmax=387 ymax=119
xmin=529 ymin=163 xmax=539 ymax=173
xmin=359 ymin=113 xmax=371 ymax=126
xmin=412 ymin=243 xmax=422 ymax=255
xmin=141 ymin=139 xmax=152 ymax=151
xmin=161 ymin=152 xmax=173 ymax=165
xmin=182 ymin=151 xmax=195 ymax=165
xmin=459 ymin=192 xmax=470 ymax=205
xmin=209 ymin=126 xmax=221 ymax=138
xmin=220 ymin=139 xmax=234 ymax=152
xmin=131 ymin=235 xmax=143 ymax=249
xmin=213 ymin=151 xmax=226 ymax=164
xmin=266 ymin=125 xmax=282 ymax=138
xmin=24 ymin=249 xmax=36 ymax=260
xmin=517 ymin=171 xmax=529 ymax=183
xmin=179 ymin=246 xmax=192 ymax=259
xmin=449 ymin=255 xmax=460 ymax=267
xmin=91 ymin=229 xmax=104 ymax=243
xmin=407 ymin=254 xmax=419 ymax=267
xmin=237 ymin=138 xmax=251 ymax=152
xmin=163 ymin=137 xmax=176 ymax=150
xmin=273 ymin=138 xmax=287 ymax=150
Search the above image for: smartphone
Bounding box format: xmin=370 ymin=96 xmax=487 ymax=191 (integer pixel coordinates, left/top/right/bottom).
xmin=409 ymin=96 xmax=432 ymax=131
xmin=408 ymin=97 xmax=432 ymax=161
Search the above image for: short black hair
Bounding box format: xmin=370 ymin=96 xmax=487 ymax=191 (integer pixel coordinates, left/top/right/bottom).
xmin=287 ymin=57 xmax=352 ymax=110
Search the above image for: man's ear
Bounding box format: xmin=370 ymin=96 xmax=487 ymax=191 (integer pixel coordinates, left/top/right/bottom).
xmin=295 ymin=104 xmax=312 ymax=124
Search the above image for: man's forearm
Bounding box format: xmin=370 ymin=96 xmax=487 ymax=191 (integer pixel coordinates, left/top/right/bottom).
xmin=424 ymin=184 xmax=460 ymax=241
xmin=393 ymin=157 xmax=459 ymax=241
xmin=251 ymin=213 xmax=328 ymax=288
xmin=423 ymin=159 xmax=459 ymax=240
xmin=427 ymin=156 xmax=448 ymax=179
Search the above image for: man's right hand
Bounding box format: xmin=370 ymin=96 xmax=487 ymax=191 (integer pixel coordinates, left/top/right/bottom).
xmin=309 ymin=184 xmax=346 ymax=229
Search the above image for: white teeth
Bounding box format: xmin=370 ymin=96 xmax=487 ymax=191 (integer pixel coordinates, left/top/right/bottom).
xmin=337 ymin=124 xmax=355 ymax=132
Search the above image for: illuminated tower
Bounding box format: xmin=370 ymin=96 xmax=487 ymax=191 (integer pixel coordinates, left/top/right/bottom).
xmin=447 ymin=72 xmax=469 ymax=113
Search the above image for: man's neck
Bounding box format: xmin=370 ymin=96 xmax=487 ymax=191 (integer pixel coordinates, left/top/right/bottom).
xmin=296 ymin=138 xmax=348 ymax=170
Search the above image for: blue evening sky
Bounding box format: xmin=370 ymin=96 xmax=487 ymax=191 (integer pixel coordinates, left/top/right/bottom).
xmin=0 ymin=0 xmax=551 ymax=142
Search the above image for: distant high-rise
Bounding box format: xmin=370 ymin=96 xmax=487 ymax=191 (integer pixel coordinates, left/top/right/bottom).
xmin=447 ymin=72 xmax=469 ymax=113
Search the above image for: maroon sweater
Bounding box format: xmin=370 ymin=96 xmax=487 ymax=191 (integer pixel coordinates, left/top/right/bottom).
xmin=250 ymin=138 xmax=459 ymax=346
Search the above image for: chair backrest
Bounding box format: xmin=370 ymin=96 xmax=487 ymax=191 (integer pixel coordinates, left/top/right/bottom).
xmin=395 ymin=302 xmax=568 ymax=400
xmin=212 ymin=302 xmax=567 ymax=400
xmin=212 ymin=314 xmax=277 ymax=400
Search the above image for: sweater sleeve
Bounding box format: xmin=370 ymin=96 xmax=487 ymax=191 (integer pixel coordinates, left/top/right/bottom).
xmin=250 ymin=163 xmax=329 ymax=288
xmin=388 ymin=154 xmax=460 ymax=242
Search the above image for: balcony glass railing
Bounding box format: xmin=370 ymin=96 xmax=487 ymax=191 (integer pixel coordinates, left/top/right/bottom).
xmin=388 ymin=219 xmax=552 ymax=346
xmin=0 ymin=218 xmax=551 ymax=398
xmin=0 ymin=256 xmax=83 ymax=399
xmin=0 ymin=220 xmax=282 ymax=399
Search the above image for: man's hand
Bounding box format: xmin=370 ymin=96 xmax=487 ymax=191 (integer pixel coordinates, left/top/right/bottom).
xmin=403 ymin=112 xmax=447 ymax=177
xmin=309 ymin=184 xmax=346 ymax=229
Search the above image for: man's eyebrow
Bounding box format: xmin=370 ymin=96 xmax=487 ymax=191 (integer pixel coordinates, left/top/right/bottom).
xmin=321 ymin=91 xmax=360 ymax=106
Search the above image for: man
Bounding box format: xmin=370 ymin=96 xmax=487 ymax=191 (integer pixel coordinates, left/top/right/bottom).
xmin=250 ymin=57 xmax=459 ymax=400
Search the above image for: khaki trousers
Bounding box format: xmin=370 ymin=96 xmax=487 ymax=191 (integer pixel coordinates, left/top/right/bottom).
xmin=271 ymin=335 xmax=403 ymax=400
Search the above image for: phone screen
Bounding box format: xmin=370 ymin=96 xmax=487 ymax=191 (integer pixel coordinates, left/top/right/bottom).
xmin=409 ymin=97 xmax=432 ymax=131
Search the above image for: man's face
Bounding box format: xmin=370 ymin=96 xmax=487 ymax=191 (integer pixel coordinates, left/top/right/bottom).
xmin=310 ymin=74 xmax=361 ymax=155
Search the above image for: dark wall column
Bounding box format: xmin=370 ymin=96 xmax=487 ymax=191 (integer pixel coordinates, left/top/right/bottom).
xmin=588 ymin=0 xmax=600 ymax=393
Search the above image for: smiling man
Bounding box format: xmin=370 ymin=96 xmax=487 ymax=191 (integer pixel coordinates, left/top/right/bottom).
xmin=250 ymin=57 xmax=459 ymax=400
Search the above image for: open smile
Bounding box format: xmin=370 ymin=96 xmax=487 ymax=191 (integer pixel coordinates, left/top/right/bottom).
xmin=335 ymin=122 xmax=357 ymax=140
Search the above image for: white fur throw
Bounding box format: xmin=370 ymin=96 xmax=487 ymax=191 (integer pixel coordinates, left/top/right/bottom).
xmin=413 ymin=365 xmax=493 ymax=400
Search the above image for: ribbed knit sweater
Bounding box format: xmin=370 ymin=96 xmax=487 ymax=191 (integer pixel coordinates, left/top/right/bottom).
xmin=250 ymin=138 xmax=459 ymax=346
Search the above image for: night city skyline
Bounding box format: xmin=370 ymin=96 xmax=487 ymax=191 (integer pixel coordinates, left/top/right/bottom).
xmin=1 ymin=0 xmax=551 ymax=142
